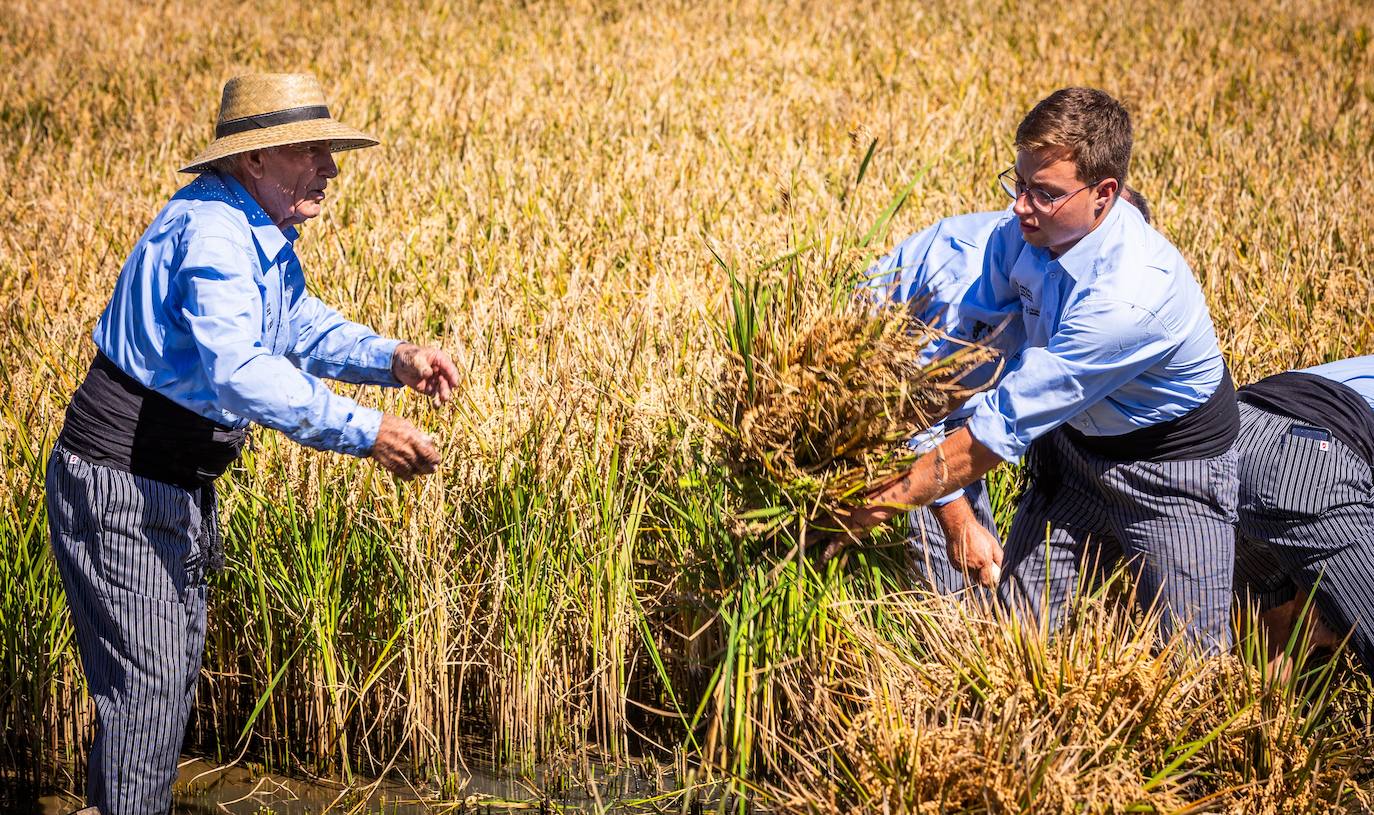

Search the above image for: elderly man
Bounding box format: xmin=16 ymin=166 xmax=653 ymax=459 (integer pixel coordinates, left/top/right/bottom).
xmin=45 ymin=74 xmax=458 ymax=815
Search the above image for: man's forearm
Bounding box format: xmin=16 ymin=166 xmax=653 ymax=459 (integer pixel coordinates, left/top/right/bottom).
xmin=870 ymin=427 xmax=1003 ymax=510
xmin=290 ymin=294 xmax=402 ymax=385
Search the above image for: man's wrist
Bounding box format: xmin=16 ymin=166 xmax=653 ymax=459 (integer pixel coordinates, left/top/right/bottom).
xmin=347 ymin=405 xmax=386 ymax=458
xmin=930 ymin=497 xmax=976 ymax=530
xmin=877 ymin=461 xmax=940 ymax=510
xmin=390 ymin=341 xmax=417 ymax=379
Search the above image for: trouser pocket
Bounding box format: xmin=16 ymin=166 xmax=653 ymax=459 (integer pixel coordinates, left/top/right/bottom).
xmin=1246 ymin=423 xmax=1342 ymax=517
xmin=46 ymin=445 xmax=103 ymax=543
xmin=94 ymin=468 xmax=199 ymax=603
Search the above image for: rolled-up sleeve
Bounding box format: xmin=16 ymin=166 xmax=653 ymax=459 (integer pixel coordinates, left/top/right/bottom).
xmin=965 ymin=297 xmax=1175 ymax=463
xmin=175 ymin=235 xmax=383 ymax=457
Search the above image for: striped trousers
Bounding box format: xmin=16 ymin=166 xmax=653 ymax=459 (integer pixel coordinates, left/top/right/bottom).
xmin=907 ymin=477 xmax=1000 ymax=598
xmin=1233 ymin=402 xmax=1374 ymax=672
xmin=45 ymin=444 xmax=217 ymax=815
xmin=997 ymin=427 xmax=1238 ymax=653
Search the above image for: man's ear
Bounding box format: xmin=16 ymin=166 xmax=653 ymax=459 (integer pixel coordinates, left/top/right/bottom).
xmin=1095 ymin=178 xmax=1119 ymax=216
xmin=239 ymin=149 xmax=267 ymax=180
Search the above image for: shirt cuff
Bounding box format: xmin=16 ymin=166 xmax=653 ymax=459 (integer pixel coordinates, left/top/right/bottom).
xmin=931 ymin=488 xmax=967 ymax=506
xmin=359 ymin=337 xmax=405 ymax=387
xmin=338 ymin=404 xmax=385 ymax=457
xmin=908 ymin=425 xmax=944 ymax=454
xmin=965 ymin=395 xmax=1028 ymax=464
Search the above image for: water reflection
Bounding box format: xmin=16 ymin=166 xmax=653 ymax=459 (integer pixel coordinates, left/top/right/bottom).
xmin=33 ymin=755 xmax=739 ymax=814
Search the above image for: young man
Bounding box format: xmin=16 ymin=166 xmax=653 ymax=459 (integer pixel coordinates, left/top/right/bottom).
xmin=1232 ymin=356 xmax=1374 ymax=677
xmin=839 ymin=88 xmax=1238 ymax=652
xmin=46 ymin=74 xmax=460 ymax=815
xmin=863 ymin=188 xmax=1154 ymax=594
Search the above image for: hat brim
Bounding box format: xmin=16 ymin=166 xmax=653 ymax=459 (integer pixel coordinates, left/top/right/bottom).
xmin=178 ymin=118 xmax=378 ymax=174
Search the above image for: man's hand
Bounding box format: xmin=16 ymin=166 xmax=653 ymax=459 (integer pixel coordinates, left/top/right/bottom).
xmin=392 ymin=343 xmax=461 ymax=405
xmin=812 ymin=498 xmax=907 ymax=561
xmin=932 ymin=499 xmax=1003 ymax=588
xmin=812 ymin=430 xmax=1004 ymax=562
xmin=371 ymin=414 xmax=440 ymax=480
xmin=836 ymin=428 xmax=1004 ymax=543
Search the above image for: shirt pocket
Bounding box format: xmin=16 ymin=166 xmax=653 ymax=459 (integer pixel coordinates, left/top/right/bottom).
xmin=1248 ymin=425 xmax=1344 ymax=518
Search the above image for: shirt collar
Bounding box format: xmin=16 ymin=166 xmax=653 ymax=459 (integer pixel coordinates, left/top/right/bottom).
xmin=1048 ymin=199 xmax=1126 ymax=280
xmin=213 ymin=172 xmax=299 ymax=258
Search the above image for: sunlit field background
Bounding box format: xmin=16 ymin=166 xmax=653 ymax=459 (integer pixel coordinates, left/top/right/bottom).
xmin=4 ymin=0 xmax=1374 ymax=811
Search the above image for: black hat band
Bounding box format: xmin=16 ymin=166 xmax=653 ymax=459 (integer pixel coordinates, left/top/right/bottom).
xmin=215 ymin=105 xmax=331 ymax=138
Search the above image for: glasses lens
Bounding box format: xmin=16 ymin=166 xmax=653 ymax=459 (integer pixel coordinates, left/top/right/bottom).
xmin=1028 ymin=188 xmax=1057 ymax=212
xmin=998 ymin=170 xmax=1018 ymax=200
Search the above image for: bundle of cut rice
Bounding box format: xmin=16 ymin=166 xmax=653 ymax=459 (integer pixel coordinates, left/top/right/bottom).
xmin=713 ymin=271 xmax=1000 ymax=536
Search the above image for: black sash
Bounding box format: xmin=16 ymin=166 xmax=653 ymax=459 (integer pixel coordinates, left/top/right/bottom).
xmin=58 ymin=353 xmax=248 ymax=489
xmin=1062 ymin=367 xmax=1240 ymax=462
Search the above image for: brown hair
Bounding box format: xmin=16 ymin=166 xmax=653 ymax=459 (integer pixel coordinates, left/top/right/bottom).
xmin=1016 ymin=87 xmax=1132 ymax=190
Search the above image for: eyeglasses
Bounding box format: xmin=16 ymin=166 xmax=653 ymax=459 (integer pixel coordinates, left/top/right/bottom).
xmin=998 ymin=167 xmax=1103 ymax=214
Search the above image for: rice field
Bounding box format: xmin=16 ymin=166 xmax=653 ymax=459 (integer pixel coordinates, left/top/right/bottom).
xmin=3 ymin=0 xmax=1374 ymax=811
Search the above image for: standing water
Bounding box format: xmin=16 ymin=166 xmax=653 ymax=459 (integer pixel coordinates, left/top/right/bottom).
xmin=30 ymin=756 xmax=745 ymax=813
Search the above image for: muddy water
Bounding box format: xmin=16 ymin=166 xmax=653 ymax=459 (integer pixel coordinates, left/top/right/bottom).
xmin=32 ymin=755 xmax=710 ymax=814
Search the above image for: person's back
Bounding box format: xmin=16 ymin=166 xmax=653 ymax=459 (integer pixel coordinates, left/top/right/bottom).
xmin=864 ymin=210 xmax=1011 ymax=334
xmin=1233 ymin=355 xmax=1374 ymax=677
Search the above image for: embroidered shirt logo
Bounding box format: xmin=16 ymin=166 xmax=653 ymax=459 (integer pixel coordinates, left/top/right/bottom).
xmin=1015 ymin=282 xmax=1040 ymax=317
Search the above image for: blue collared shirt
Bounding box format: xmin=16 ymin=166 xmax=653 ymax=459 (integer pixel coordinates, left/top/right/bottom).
xmin=1302 ymin=356 xmax=1374 ymax=412
xmin=863 ymin=210 xmax=1013 ymax=337
xmin=91 ymin=172 xmax=401 ymax=457
xmin=950 ymin=199 xmax=1226 ymax=463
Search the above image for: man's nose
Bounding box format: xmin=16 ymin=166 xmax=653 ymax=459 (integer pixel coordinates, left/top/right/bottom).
xmin=319 ymin=152 xmax=338 ymax=178
xmin=1012 ymin=191 xmax=1034 ymax=218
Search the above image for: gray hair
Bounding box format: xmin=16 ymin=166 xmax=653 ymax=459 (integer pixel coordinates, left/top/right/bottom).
xmin=206 ymin=153 xmax=243 ymax=176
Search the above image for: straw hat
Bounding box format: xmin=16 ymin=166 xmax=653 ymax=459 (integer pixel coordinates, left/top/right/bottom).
xmin=179 ymin=73 xmax=378 ymax=174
